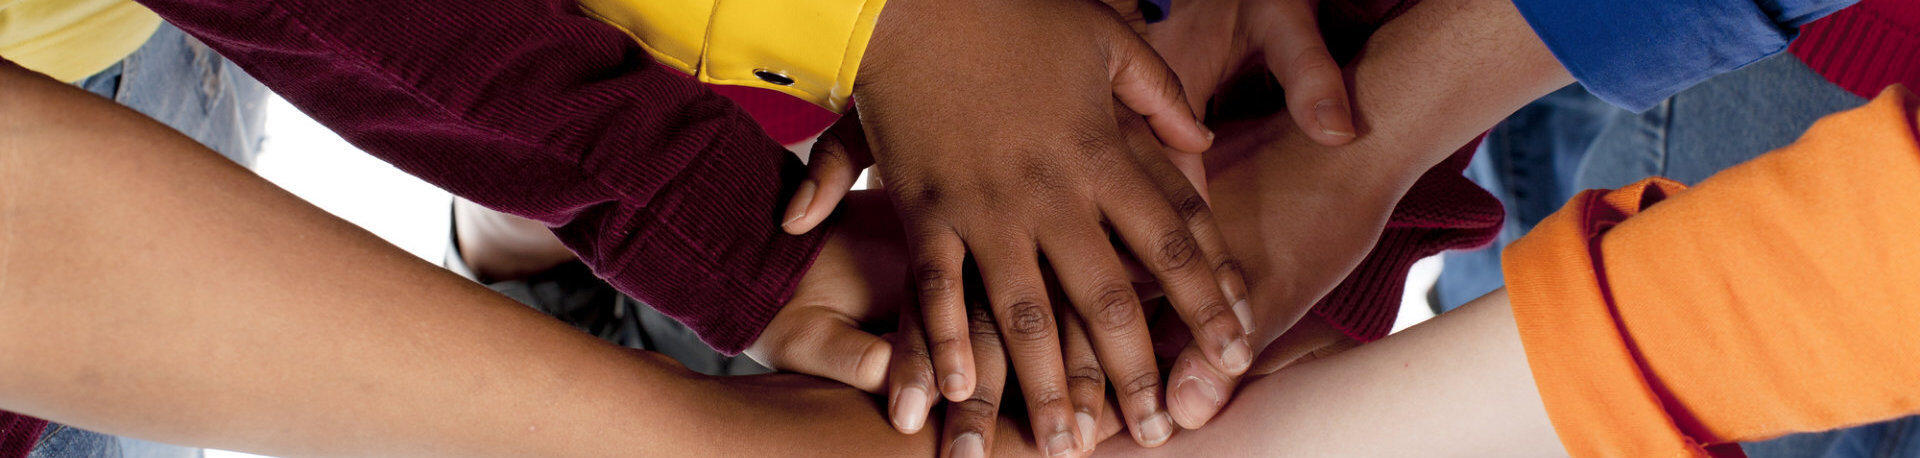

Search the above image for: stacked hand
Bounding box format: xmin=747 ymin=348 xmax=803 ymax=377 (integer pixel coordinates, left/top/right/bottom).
xmin=771 ymin=0 xmax=1259 ymax=455
xmin=752 ymin=0 xmax=1386 ymax=455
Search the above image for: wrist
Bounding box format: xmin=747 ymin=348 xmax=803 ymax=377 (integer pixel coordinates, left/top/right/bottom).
xmin=1208 ymin=120 xmax=1412 ymax=344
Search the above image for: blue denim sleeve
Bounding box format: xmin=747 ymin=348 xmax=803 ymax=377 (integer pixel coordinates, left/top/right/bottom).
xmin=1510 ymin=0 xmax=1857 ymax=111
xmin=1140 ymin=0 xmax=1170 ymax=22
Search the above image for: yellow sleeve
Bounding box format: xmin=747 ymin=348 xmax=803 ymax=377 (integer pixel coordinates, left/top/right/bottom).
xmin=0 ymin=0 xmax=162 ymax=83
xmin=577 ymin=0 xmax=887 ymax=113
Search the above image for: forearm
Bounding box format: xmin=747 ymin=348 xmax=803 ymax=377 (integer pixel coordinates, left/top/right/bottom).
xmin=1273 ymin=0 xmax=1572 ymax=185
xmin=0 ymin=62 xmax=948 ymax=457
xmin=1137 ymin=89 xmax=1920 ymax=457
xmin=132 ymin=0 xmax=825 ymax=353
xmin=1100 ymin=290 xmax=1562 ymax=457
xmin=0 ymin=60 xmax=706 ymax=456
xmin=1202 ymin=0 xmax=1572 ymax=348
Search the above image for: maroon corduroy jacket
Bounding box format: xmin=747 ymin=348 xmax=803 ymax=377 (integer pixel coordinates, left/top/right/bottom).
xmin=136 ymin=0 xmax=831 ymax=356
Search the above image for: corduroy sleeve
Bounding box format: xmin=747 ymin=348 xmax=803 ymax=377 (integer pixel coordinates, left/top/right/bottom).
xmin=1504 ymin=87 xmax=1920 ymax=456
xmin=135 ymin=0 xmax=829 ymax=354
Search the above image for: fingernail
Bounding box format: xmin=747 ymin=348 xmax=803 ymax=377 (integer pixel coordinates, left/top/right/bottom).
xmin=1222 ymin=337 xmax=1252 ymax=374
xmin=1135 ymin=412 xmax=1174 ymax=446
xmin=1047 ymin=431 xmax=1075 ymax=456
xmin=1170 ymin=376 xmax=1222 ymax=429
xmin=891 ymin=387 xmax=929 ymax=433
xmin=1315 ymin=99 xmax=1355 ymax=138
xmin=950 ymin=433 xmax=986 ymax=458
xmin=942 ymin=373 xmax=969 ymax=401
xmin=781 ymin=180 xmax=817 ymax=229
xmin=1232 ymin=299 xmax=1254 ymax=337
xmin=1200 ymin=123 xmax=1216 ymax=143
xmin=1076 ymin=412 xmax=1097 ymax=452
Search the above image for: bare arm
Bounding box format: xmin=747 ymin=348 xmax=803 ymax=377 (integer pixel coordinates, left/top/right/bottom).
xmin=1207 ymin=0 xmax=1575 ymax=335
xmin=1138 ymin=0 xmax=1577 ymax=427
xmin=0 ymin=60 xmax=977 ymax=457
xmin=1100 ymin=289 xmax=1566 ymax=457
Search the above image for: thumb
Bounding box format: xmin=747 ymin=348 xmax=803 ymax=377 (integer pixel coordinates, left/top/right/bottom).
xmin=782 ymin=112 xmax=874 ymax=235
xmin=1165 ymin=341 xmax=1236 ymax=430
xmin=1251 ymin=0 xmax=1356 ymax=145
xmin=1107 ymin=26 xmax=1215 ymax=154
xmin=745 ymin=305 xmax=891 ymax=392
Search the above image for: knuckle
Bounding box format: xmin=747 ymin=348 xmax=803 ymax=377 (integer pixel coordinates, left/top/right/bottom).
xmin=1017 ymin=155 xmax=1074 ymax=198
xmin=930 ymin=335 xmax=967 ymax=352
xmin=1065 ymin=128 xmax=1122 ymax=164
xmin=1215 ymin=258 xmax=1246 ymax=281
xmin=969 ymin=323 xmax=1002 ymax=341
xmin=915 ymin=184 xmax=944 ymax=206
xmin=967 ymin=302 xmax=998 ymax=327
xmin=809 ymin=141 xmax=849 ymax=167
xmin=914 ymin=261 xmax=956 ymax=301
xmin=1002 ymin=300 xmax=1056 ymax=343
xmin=1154 ymin=228 xmax=1200 ymax=271
xmin=1191 ymin=300 xmax=1234 ymax=330
xmin=1172 ymin=194 xmax=1212 ymax=227
xmin=901 ymin=338 xmax=933 ymax=361
xmin=783 ymin=316 xmax=831 ymax=347
xmin=1029 ymin=388 xmax=1071 ymax=412
xmin=966 ymin=305 xmax=1002 ymax=342
xmin=1285 ymin=46 xmax=1338 ymax=79
xmin=1067 ymin=367 xmax=1105 ymax=389
xmin=1089 ymin=286 xmax=1142 ymax=332
xmin=1120 ymin=372 xmax=1161 ymax=398
xmin=896 ymin=182 xmax=945 ymax=210
xmin=967 ymin=174 xmax=1008 ymax=205
xmin=951 ymin=399 xmax=1000 ymax=422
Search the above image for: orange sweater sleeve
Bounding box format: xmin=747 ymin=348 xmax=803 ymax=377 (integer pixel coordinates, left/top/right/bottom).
xmin=1503 ymin=86 xmax=1920 ymax=457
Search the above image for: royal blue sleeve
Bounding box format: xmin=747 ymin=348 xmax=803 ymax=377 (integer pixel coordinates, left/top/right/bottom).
xmin=1510 ymin=0 xmax=1856 ymax=111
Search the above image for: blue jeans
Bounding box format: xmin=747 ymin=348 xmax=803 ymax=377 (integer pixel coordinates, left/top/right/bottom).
xmin=1574 ymin=54 xmax=1866 ymax=190
xmin=71 ymin=23 xmax=266 ymax=167
xmin=30 ymin=21 xmax=265 ymax=458
xmin=1432 ymin=84 xmax=1619 ymax=312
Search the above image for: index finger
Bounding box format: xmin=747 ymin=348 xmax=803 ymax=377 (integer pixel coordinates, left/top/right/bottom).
xmin=1099 ymin=167 xmax=1252 ymax=380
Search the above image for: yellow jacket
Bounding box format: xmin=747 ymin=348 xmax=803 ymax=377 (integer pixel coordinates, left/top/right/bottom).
xmin=578 ymin=0 xmax=887 ymax=112
xmin=0 ymin=0 xmax=159 ymax=82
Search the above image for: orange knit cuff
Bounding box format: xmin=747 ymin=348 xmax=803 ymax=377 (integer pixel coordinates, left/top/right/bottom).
xmin=1502 ymin=178 xmax=1714 ymax=458
xmin=1503 ymin=86 xmax=1920 ymax=457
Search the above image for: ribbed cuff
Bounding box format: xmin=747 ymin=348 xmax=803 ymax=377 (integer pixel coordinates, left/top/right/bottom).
xmin=0 ymin=412 xmax=46 ymax=458
xmin=1502 ymin=181 xmax=1715 ymax=458
xmin=1310 ymin=142 xmax=1503 ymax=341
xmin=1789 ymin=0 xmax=1920 ymax=99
